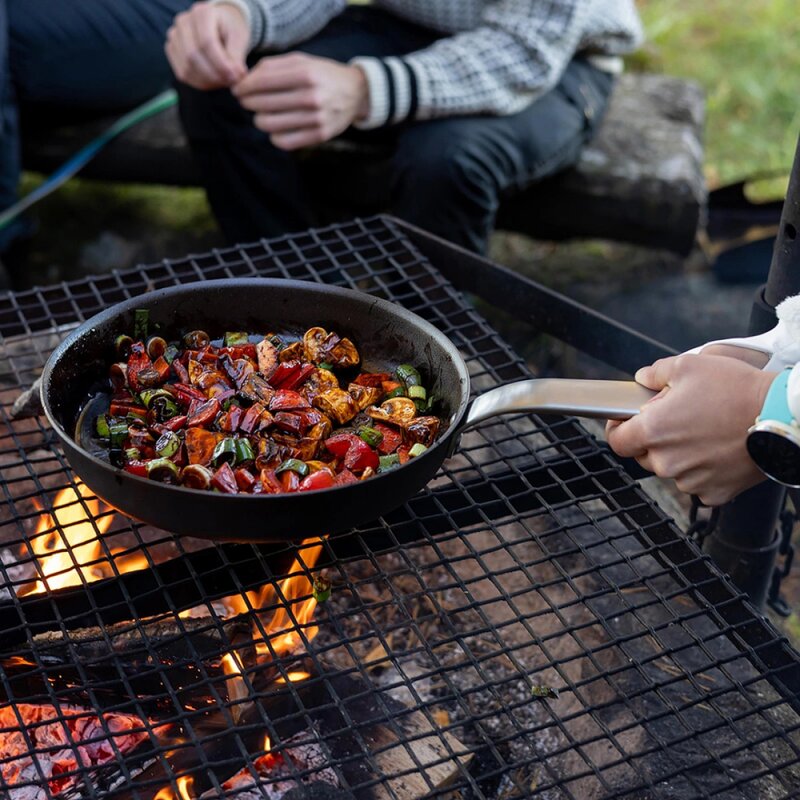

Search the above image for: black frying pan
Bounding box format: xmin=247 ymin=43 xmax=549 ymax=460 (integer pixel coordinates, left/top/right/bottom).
xmin=41 ymin=279 xmax=653 ymax=542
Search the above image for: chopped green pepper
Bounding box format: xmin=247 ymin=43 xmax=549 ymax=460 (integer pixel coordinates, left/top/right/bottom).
xmin=267 ymin=333 xmax=285 ymax=350
xmin=357 ymin=426 xmax=384 ymax=448
xmin=234 ymin=438 xmax=255 ymax=464
xmin=385 ymin=386 xmax=406 ymax=400
xmin=224 ymin=331 xmax=249 ymax=346
xmin=319 ymin=361 xmax=334 ymax=371
xmin=134 ymin=309 xmax=149 ymax=342
xmin=408 ymin=443 xmax=428 ymax=458
xmin=275 ymin=458 xmax=309 ymax=477
xmin=212 ymin=437 xmax=237 ymax=465
xmin=530 ymin=685 xmax=559 ymax=700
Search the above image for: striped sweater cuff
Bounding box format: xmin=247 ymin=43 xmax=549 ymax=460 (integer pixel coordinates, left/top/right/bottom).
xmin=210 ymin=0 xmax=265 ymax=51
xmin=350 ymin=56 xmax=419 ymax=130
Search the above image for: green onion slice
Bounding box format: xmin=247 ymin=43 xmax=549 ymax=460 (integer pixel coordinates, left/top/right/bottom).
xmin=109 ymin=421 xmax=129 ymax=448
xmin=155 ymin=430 xmax=181 ymax=458
xmin=146 ymin=457 xmax=180 ymax=483
xmin=408 ymin=443 xmax=428 ymax=458
xmin=396 ymin=364 xmax=421 ymax=386
xmin=408 ymin=385 xmax=427 ymax=400
xmin=95 ymin=414 xmax=110 ymax=440
xmin=224 ymin=331 xmax=249 ymax=346
xmin=378 ymin=454 xmax=401 ymax=472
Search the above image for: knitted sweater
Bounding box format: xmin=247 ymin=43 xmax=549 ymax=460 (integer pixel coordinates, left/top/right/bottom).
xmin=216 ymin=0 xmax=643 ymax=129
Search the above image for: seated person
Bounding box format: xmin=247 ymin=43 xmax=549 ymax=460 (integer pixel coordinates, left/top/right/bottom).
xmin=166 ymin=0 xmax=643 ymax=253
xmin=607 ymin=295 xmax=800 ymax=505
xmin=0 ymin=0 xmax=193 ymax=272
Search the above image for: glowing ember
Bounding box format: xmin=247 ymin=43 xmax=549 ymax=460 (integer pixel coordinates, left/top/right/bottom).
xmin=18 ymin=482 xmax=147 ymax=596
xmin=276 ymin=671 xmax=312 ymax=683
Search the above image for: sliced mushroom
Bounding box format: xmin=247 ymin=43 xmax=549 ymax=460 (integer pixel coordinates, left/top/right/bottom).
xmin=307 ymin=415 xmax=333 ymax=441
xmin=366 ymin=397 xmax=417 ymax=426
xmin=405 ymin=416 xmax=440 ymax=447
xmin=239 ymin=373 xmax=274 ymax=404
xmin=303 ymin=327 xmax=359 ymax=368
xmin=348 ymin=382 xmax=382 ymax=412
xmin=279 ymin=341 xmax=304 ymax=363
xmin=328 ymin=335 xmax=359 ymax=368
xmin=302 ymin=367 xmax=339 ymax=403
xmin=313 ymin=388 xmax=359 ymax=425
xmin=256 ymin=338 xmax=279 ymax=378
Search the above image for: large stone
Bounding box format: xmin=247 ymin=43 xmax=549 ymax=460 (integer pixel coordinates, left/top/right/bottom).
xmin=21 ymin=72 xmax=706 ymax=255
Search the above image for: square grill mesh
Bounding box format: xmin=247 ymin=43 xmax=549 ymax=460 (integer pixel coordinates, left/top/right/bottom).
xmin=0 ymin=216 xmax=799 ymax=800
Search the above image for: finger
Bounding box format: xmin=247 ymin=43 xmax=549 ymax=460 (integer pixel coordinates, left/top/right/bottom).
xmin=254 ymin=111 xmax=322 ymax=134
xmin=235 ymin=56 xmax=314 ymax=96
xmin=605 ymin=417 xmax=649 ymax=459
xmin=634 ymin=356 xmax=681 ymax=391
xmin=191 ymin=6 xmax=241 ymax=85
xmin=270 ymin=127 xmax=327 ymax=151
xmin=605 ymin=419 xmax=622 ymax=437
xmin=238 ymin=89 xmax=317 ymax=114
xmin=172 ymin=20 xmax=221 ymax=89
xmin=221 ymin=10 xmax=250 ymax=73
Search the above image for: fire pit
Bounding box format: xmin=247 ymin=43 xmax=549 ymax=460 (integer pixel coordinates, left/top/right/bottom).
xmin=1 ymin=216 xmax=800 ymax=799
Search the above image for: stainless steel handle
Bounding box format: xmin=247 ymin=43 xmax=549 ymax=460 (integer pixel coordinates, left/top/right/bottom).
xmin=462 ymin=379 xmax=657 ymax=431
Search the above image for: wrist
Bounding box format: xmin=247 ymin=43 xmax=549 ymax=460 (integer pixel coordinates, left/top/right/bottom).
xmin=350 ymin=65 xmax=370 ymax=122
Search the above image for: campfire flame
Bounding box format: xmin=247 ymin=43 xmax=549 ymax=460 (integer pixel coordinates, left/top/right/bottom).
xmin=18 ymin=483 xmax=148 ymax=597
xmin=221 ymin=538 xmax=324 ymax=662
xmin=153 ymin=775 xmax=194 ymax=800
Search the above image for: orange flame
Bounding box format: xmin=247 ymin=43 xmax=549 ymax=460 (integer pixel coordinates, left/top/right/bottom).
xmin=18 ymin=483 xmax=148 ymax=596
xmin=153 ymin=775 xmax=194 ymax=800
xmin=276 ymin=671 xmax=312 ymax=683
xmin=220 ymin=538 xmax=324 ymax=662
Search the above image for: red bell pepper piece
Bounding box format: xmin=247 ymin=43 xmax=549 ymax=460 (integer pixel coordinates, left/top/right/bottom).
xmin=195 ymin=347 xmax=219 ymax=365
xmin=324 ymin=433 xmax=360 ymax=459
xmin=220 ymin=344 xmax=258 ymax=361
xmin=279 ymin=363 xmax=316 ymax=392
xmin=269 ymin=390 xmax=310 ymax=411
xmin=334 ymin=468 xmax=359 ymax=486
xmin=374 ymin=423 xmax=403 ymax=455
xmin=234 ymin=467 xmax=257 ymax=492
xmin=218 ymin=405 xmax=244 ymax=433
xmin=268 ymin=361 xmax=300 ymax=388
xmin=273 ymin=412 xmax=305 ymax=435
xmin=239 ymin=402 xmax=266 ymax=434
xmin=122 ymin=460 xmax=149 ymax=478
xmin=353 ymin=372 xmax=391 ymax=388
xmin=164 ymin=415 xmax=188 ymax=432
xmin=280 ymin=470 xmax=301 ymax=492
xmin=211 ymin=462 xmax=238 ymax=494
xmin=259 ymin=469 xmax=283 ymax=494
xmin=126 ymin=342 xmax=153 ymax=393
xmin=298 ymin=469 xmax=336 ymax=492
xmin=109 ymin=399 xmax=146 ymax=418
xmin=172 ymin=359 xmax=190 ymax=384
xmin=344 ymin=438 xmax=379 ymax=473
xmin=397 ymin=445 xmax=411 ymax=465
xmin=382 ymin=380 xmax=403 ymax=395
xmin=152 ymin=356 xmax=170 ymax=383
xmin=187 ymin=398 xmax=220 ymax=428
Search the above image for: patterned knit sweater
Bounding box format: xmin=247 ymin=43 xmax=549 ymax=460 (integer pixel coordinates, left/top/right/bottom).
xmin=216 ymin=0 xmax=643 ymax=129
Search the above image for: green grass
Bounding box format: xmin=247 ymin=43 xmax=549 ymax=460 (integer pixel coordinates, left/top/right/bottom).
xmin=635 ymin=0 xmax=800 ymax=192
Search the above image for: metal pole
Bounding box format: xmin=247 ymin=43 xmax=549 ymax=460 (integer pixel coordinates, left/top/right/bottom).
xmin=704 ymin=133 xmax=800 ymax=610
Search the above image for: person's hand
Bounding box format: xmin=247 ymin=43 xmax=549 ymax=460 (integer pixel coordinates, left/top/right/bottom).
xmin=166 ymin=2 xmax=249 ymax=90
xmin=605 ymin=354 xmax=777 ymax=505
xmin=232 ymin=53 xmax=369 ymax=150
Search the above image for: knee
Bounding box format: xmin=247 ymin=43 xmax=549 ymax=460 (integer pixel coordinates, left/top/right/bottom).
xmin=177 ymin=83 xmax=251 ymax=141
xmin=395 ymin=131 xmax=500 ymax=207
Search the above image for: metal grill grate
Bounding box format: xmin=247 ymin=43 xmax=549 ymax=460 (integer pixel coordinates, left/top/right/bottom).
xmin=0 ymin=216 xmax=799 ymax=799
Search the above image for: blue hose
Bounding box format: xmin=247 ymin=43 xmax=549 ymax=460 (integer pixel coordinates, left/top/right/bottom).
xmin=0 ymin=89 xmax=178 ymax=234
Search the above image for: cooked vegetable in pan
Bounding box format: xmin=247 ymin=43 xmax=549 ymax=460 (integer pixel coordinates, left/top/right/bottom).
xmin=91 ymin=310 xmax=442 ymax=493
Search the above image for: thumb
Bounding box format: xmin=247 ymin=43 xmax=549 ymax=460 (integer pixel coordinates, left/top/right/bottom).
xmin=220 ymin=7 xmax=250 ymax=70
xmin=634 ymin=356 xmax=679 ymax=392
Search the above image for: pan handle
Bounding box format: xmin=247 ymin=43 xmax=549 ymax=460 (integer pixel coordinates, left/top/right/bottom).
xmin=461 ymin=379 xmax=657 ymax=431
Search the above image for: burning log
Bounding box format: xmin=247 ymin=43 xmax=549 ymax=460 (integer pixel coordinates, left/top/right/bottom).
xmin=199 ymin=730 xmax=338 ymax=800
xmin=0 ymin=702 xmax=168 ymax=799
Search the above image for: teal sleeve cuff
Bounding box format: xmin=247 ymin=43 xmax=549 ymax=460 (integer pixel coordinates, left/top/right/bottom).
xmin=758 ymin=368 xmax=794 ymax=425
